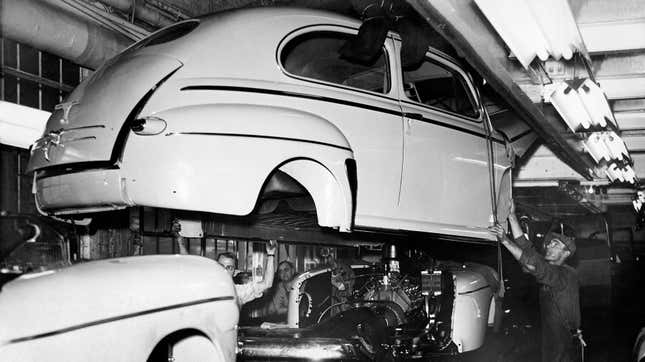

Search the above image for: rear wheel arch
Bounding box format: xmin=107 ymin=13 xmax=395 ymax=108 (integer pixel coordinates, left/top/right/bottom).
xmin=272 ymin=157 xmax=353 ymax=232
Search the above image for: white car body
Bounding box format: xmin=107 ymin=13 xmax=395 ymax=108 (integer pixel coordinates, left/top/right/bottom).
xmin=0 ymin=255 xmax=238 ymax=361
xmin=27 ymin=7 xmax=512 ymax=242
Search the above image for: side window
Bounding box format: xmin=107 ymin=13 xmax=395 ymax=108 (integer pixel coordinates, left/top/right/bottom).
xmin=402 ymin=58 xmax=479 ymax=118
xmin=281 ymin=31 xmax=390 ymax=94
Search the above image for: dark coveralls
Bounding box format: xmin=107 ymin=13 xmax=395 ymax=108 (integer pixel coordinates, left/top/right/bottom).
xmin=515 ymin=235 xmax=581 ymax=362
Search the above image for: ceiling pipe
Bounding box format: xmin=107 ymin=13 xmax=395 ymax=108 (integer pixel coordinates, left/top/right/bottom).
xmin=97 ymin=0 xmax=174 ymax=27
xmin=1 ymin=0 xmax=132 ymax=69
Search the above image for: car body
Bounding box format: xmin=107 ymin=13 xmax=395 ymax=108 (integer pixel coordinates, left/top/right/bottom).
xmin=27 ymin=7 xmax=512 ymax=242
xmin=0 ymin=255 xmax=238 ymax=361
xmin=239 ymin=259 xmax=502 ymax=360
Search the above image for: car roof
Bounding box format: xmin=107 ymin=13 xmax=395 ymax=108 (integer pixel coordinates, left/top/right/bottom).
xmin=132 ymin=6 xmax=464 ymax=87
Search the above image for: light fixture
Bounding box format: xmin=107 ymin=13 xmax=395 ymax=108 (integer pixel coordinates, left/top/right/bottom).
xmin=549 ymin=79 xmax=617 ymax=132
xmin=474 ymin=0 xmax=585 ymax=69
xmin=0 ymin=101 xmax=50 ymax=149
xmin=577 ymin=79 xmax=617 ymax=129
xmin=583 ymin=131 xmax=630 ymax=164
xmin=605 ymin=163 xmax=623 ymax=182
xmin=605 ymin=163 xmax=637 ymax=184
xmin=623 ymin=165 xmax=637 ymax=184
xmin=604 ymin=131 xmax=630 ymax=160
xmin=583 ymin=132 xmax=611 ymax=163
xmin=634 ymin=191 xmax=645 ymax=212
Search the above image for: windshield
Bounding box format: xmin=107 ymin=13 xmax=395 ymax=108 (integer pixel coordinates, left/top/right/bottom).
xmin=0 ymin=215 xmax=71 ymax=276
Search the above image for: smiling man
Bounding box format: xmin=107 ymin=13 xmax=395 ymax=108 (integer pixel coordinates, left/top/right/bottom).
xmin=490 ymin=203 xmax=582 ymax=362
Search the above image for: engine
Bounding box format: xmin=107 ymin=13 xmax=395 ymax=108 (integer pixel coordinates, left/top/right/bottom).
xmin=305 ymin=246 xmax=458 ymax=360
xmin=239 ymin=245 xmax=499 ymax=361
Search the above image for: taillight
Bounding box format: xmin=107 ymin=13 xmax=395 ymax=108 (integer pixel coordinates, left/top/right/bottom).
xmin=131 ymin=116 xmax=167 ymax=135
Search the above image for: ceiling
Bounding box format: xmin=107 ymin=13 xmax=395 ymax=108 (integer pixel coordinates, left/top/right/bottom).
xmin=2 ymin=0 xmax=644 ymax=220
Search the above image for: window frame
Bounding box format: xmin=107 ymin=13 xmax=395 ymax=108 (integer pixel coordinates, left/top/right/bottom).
xmin=277 ymin=25 xmax=396 ymax=98
xmin=399 ymin=49 xmax=482 ymax=122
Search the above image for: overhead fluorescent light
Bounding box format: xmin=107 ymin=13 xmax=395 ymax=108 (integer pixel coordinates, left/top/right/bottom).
xmin=583 ymin=133 xmax=611 ymax=163
xmin=0 ymin=101 xmax=50 ymax=149
xmin=550 ymin=81 xmax=592 ymax=131
xmin=622 ymin=165 xmax=637 ymax=184
xmin=605 ymin=163 xmax=623 ymax=182
xmin=474 ymin=0 xmax=585 ymax=68
xmin=603 ymin=131 xmax=630 ymax=161
xmin=605 ymin=163 xmax=637 ymax=184
xmin=549 ymin=79 xmax=617 ymax=132
xmin=576 ymin=79 xmax=617 ymax=128
xmin=583 ymin=131 xmax=630 ymax=164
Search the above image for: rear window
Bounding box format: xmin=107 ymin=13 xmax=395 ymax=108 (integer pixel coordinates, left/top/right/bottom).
xmin=281 ymin=31 xmax=390 ymax=94
xmin=132 ymin=20 xmax=200 ymax=50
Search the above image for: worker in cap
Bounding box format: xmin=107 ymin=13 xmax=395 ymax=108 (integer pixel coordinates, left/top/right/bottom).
xmin=490 ymin=201 xmax=582 ymax=362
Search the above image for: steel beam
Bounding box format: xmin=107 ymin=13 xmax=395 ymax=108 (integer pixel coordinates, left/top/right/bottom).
xmin=515 ymin=145 xmax=589 ymax=182
xmin=616 ymin=111 xmax=645 ymax=130
xmin=409 ymin=0 xmax=595 ymax=180
xmin=579 ymin=19 xmax=645 ymax=54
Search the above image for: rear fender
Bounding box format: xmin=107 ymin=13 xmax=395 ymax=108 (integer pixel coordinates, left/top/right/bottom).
xmin=279 ymin=159 xmax=352 ymax=232
xmin=121 ymin=104 xmax=354 ymax=227
xmin=142 ymin=103 xmax=351 ymax=150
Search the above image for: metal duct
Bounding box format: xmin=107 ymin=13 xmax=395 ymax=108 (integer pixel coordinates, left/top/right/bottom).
xmin=1 ymin=0 xmax=133 ymax=69
xmin=97 ymin=0 xmax=173 ymax=27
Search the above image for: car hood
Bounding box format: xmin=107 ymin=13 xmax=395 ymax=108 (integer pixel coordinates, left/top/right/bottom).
xmin=0 ymin=255 xmax=234 ymax=344
xmin=27 ymin=53 xmax=182 ymax=172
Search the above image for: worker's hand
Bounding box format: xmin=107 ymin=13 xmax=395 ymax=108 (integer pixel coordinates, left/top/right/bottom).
xmin=488 ymin=224 xmax=506 ymax=241
xmin=266 ymin=240 xmax=277 ymax=256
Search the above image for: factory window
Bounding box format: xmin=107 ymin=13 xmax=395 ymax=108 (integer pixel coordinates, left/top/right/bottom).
xmin=0 ymin=37 xmax=90 ymax=112
xmin=1 ymin=37 xmax=90 ymax=215
xmin=281 ymin=31 xmax=391 ymax=94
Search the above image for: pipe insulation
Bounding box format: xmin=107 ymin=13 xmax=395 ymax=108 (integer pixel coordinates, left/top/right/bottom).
xmin=1 ymin=0 xmax=133 ymax=69
xmin=97 ymin=0 xmax=173 ymax=27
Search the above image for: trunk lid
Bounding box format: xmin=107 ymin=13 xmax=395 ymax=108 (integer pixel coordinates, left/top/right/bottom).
xmin=28 ymin=54 xmax=182 ymax=171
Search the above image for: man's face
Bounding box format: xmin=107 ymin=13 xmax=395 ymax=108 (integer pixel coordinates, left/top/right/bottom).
xmin=278 ymin=262 xmax=294 ymax=282
xmin=544 ymin=238 xmax=570 ymax=263
xmin=217 ymin=256 xmax=236 ymax=277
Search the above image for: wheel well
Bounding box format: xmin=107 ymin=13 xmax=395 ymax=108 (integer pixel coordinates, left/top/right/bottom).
xmin=257 ymin=158 xmax=353 ymax=231
xmin=147 ymin=329 xmax=213 ymax=362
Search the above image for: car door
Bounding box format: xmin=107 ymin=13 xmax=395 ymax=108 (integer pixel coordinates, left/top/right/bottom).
xmin=395 ymin=44 xmax=500 ymax=239
xmin=275 ymin=27 xmax=405 ymax=226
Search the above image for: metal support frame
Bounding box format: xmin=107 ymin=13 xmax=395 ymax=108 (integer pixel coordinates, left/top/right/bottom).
xmin=408 ymin=0 xmax=595 ymax=180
